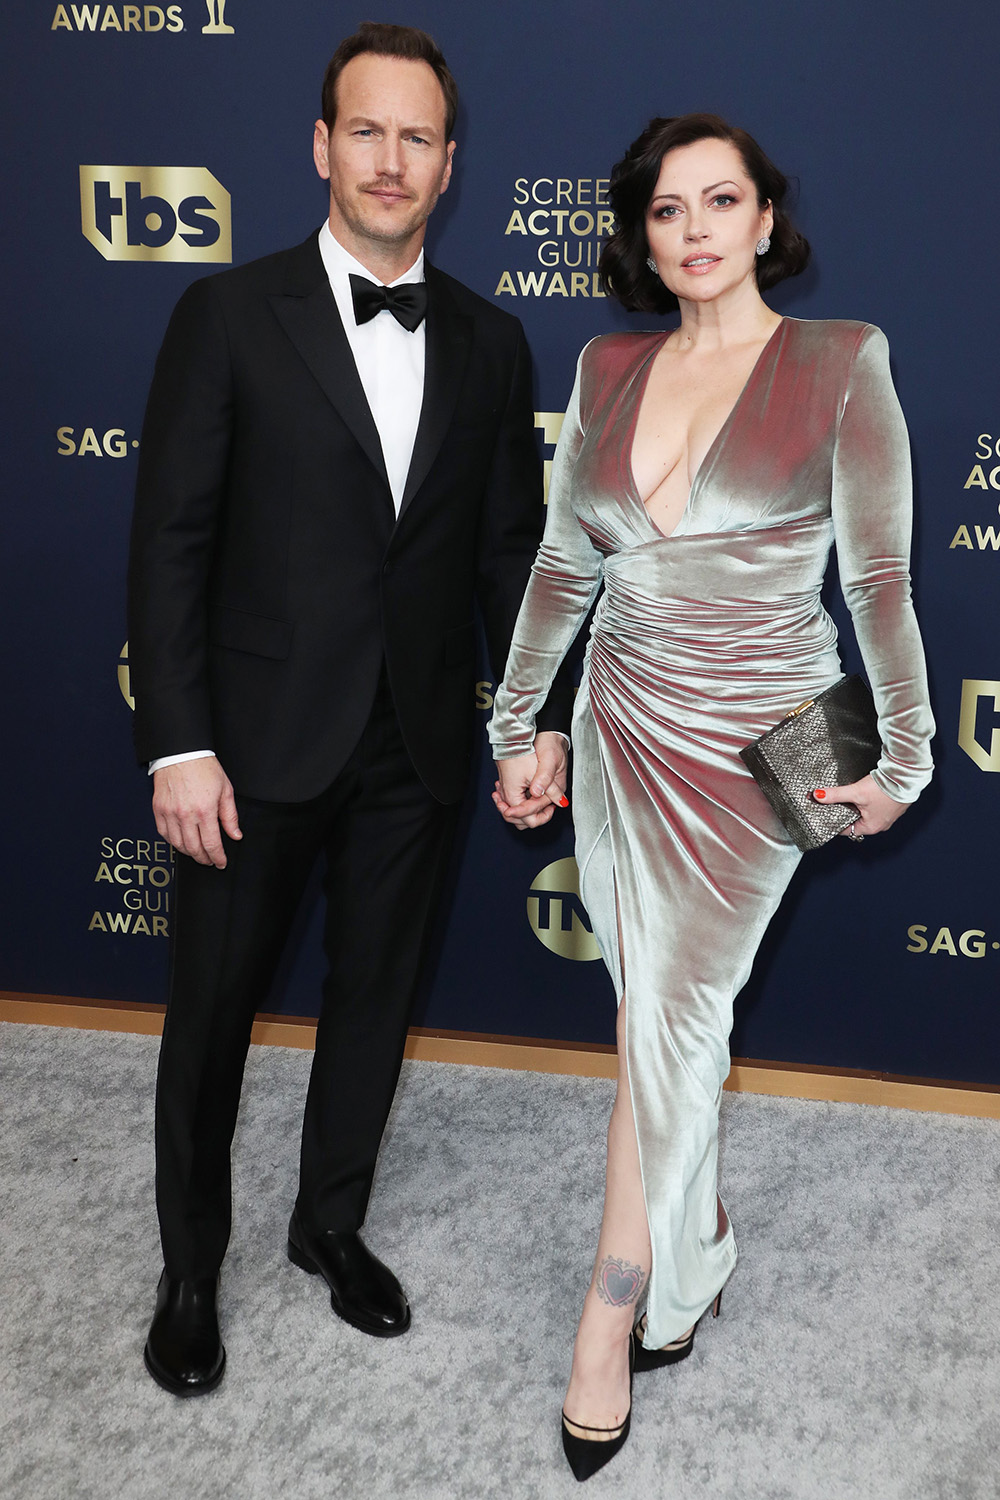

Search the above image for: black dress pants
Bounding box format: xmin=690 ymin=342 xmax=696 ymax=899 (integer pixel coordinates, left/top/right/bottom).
xmin=154 ymin=673 xmax=459 ymax=1278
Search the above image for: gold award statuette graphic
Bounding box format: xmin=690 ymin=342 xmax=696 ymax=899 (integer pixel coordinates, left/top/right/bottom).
xmin=202 ymin=0 xmax=234 ymax=33
xmin=527 ymin=857 xmax=601 ymax=962
xmin=80 ymin=166 xmax=231 ymax=263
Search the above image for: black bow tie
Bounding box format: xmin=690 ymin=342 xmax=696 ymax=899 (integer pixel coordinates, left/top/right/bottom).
xmin=349 ymin=274 xmax=427 ymax=332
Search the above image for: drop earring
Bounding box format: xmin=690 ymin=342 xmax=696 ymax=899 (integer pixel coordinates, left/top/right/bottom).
xmin=646 ymin=256 xmax=659 ymax=276
xmin=755 ymin=236 xmax=771 ymax=256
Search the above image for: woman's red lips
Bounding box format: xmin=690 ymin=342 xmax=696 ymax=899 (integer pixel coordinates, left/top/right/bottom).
xmin=681 ymin=253 xmax=721 ymax=267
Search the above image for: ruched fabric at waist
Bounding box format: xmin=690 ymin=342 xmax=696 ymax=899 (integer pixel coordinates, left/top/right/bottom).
xmin=587 ymin=515 xmax=842 ymax=727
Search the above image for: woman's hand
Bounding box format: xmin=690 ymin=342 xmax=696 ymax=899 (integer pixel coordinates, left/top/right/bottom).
xmin=813 ymin=774 xmax=908 ymax=840
xmin=493 ymin=733 xmax=570 ymax=830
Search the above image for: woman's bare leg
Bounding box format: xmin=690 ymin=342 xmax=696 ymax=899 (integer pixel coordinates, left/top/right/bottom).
xmin=562 ymin=997 xmax=650 ymax=1438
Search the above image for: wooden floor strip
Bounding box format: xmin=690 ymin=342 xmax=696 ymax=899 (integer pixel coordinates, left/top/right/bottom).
xmin=2 ymin=994 xmax=998 ymax=1120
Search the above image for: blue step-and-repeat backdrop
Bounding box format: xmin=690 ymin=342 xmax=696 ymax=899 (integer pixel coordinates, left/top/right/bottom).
xmin=3 ymin=1 xmax=998 ymax=1083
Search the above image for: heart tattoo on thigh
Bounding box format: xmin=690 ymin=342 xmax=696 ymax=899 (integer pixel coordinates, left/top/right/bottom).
xmin=596 ymin=1255 xmax=647 ymax=1307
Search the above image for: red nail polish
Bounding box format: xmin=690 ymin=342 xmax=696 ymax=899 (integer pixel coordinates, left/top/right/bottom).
xmin=559 ymin=796 xmax=569 ymax=808
xmin=813 ymin=788 xmax=826 ymax=800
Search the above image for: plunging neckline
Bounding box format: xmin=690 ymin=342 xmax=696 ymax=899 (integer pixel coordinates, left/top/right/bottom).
xmin=626 ymin=317 xmax=787 ymax=539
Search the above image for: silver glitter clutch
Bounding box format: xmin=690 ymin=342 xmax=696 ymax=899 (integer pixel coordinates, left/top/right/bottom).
xmin=739 ymin=675 xmax=881 ymax=852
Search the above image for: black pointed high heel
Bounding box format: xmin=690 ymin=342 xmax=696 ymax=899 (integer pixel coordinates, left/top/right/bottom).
xmin=561 ymin=1333 xmax=635 ymax=1482
xmin=633 ymin=1289 xmax=722 ymax=1372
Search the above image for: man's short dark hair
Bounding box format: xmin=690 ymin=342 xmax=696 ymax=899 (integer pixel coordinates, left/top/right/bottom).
xmin=321 ymin=22 xmax=459 ymax=140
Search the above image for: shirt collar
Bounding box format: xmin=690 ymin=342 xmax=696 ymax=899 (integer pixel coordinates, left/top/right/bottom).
xmin=319 ymin=221 xmax=425 ymax=309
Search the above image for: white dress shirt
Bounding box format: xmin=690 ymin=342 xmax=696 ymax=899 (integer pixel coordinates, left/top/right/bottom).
xmin=150 ymin=224 xmax=427 ymax=775
xmin=318 ymin=221 xmax=425 ymax=512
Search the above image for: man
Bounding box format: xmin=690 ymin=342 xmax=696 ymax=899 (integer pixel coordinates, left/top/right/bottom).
xmin=129 ymin=22 xmax=570 ymax=1396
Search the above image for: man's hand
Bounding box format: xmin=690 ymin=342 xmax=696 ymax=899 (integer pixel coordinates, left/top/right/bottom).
xmin=152 ymin=756 xmax=242 ymax=868
xmin=492 ymin=731 xmax=570 ymax=831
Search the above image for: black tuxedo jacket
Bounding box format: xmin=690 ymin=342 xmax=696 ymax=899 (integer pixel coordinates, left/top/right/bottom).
xmin=128 ymin=232 xmax=570 ymax=804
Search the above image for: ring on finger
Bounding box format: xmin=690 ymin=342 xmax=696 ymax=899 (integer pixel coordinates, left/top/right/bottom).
xmin=847 ymin=821 xmax=865 ymax=842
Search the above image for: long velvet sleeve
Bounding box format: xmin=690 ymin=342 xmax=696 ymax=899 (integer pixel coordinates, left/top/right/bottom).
xmin=488 ymin=349 xmax=605 ymax=759
xmin=474 ymin=325 xmax=575 ymax=736
xmin=831 ymin=326 xmax=934 ymax=802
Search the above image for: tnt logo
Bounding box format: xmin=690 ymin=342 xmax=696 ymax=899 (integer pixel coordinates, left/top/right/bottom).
xmin=527 ymin=856 xmax=601 ymax=962
xmin=958 ymin=679 xmax=1000 ymax=772
xmin=118 ymin=641 xmax=134 ymax=711
xmin=80 ymin=166 xmax=231 ymax=263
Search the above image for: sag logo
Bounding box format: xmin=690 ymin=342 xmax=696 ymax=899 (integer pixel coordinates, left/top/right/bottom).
xmin=80 ymin=166 xmax=231 ymax=264
xmin=527 ymin=857 xmax=601 ymax=962
xmin=535 ymin=412 xmax=565 ymax=504
xmin=957 ymin=679 xmax=1000 ymax=771
xmin=906 ymin=924 xmax=997 ymax=957
xmin=57 ymin=426 xmax=137 ymax=457
xmin=118 ymin=642 xmax=135 ymax=710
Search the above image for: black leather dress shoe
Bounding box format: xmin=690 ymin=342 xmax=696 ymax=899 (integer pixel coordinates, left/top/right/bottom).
xmin=287 ymin=1209 xmax=411 ymax=1338
xmin=143 ymin=1270 xmax=226 ymax=1396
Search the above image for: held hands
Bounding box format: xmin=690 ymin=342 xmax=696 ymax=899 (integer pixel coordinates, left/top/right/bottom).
xmin=812 ymin=773 xmax=908 ymax=840
xmin=492 ymin=731 xmax=570 ymax=831
xmin=152 ymin=756 xmax=242 ymax=868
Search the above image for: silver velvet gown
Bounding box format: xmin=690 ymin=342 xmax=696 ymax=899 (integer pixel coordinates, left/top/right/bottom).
xmin=488 ymin=318 xmax=934 ymax=1347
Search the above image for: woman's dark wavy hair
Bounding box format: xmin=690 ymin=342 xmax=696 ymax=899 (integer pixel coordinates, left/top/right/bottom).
xmin=599 ymin=113 xmax=810 ymax=314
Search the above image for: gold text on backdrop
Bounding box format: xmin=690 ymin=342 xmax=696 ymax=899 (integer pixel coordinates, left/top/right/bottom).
xmin=495 ymin=177 xmax=613 ymax=299
xmin=50 ymin=5 xmax=237 ymax=32
xmin=52 ymin=6 xmax=184 ymax=31
xmin=57 ymin=427 xmax=137 ymax=457
xmin=89 ymin=835 xmax=174 ymax=937
xmin=906 ymin=925 xmax=997 ymax=956
xmin=948 ymin=432 xmax=1000 ymax=550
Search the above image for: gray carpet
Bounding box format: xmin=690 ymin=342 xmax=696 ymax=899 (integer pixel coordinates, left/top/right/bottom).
xmin=1 ymin=1022 xmax=998 ymax=1500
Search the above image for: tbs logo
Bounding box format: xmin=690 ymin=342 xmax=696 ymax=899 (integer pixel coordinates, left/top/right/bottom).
xmin=80 ymin=166 xmax=231 ymax=263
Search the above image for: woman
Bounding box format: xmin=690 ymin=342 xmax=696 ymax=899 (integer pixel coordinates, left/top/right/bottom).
xmin=488 ymin=113 xmax=934 ymax=1481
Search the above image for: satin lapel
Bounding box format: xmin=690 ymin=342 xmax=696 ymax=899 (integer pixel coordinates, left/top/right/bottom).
xmin=267 ymin=272 xmax=391 ymax=498
xmin=398 ymin=267 xmax=473 ymax=520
